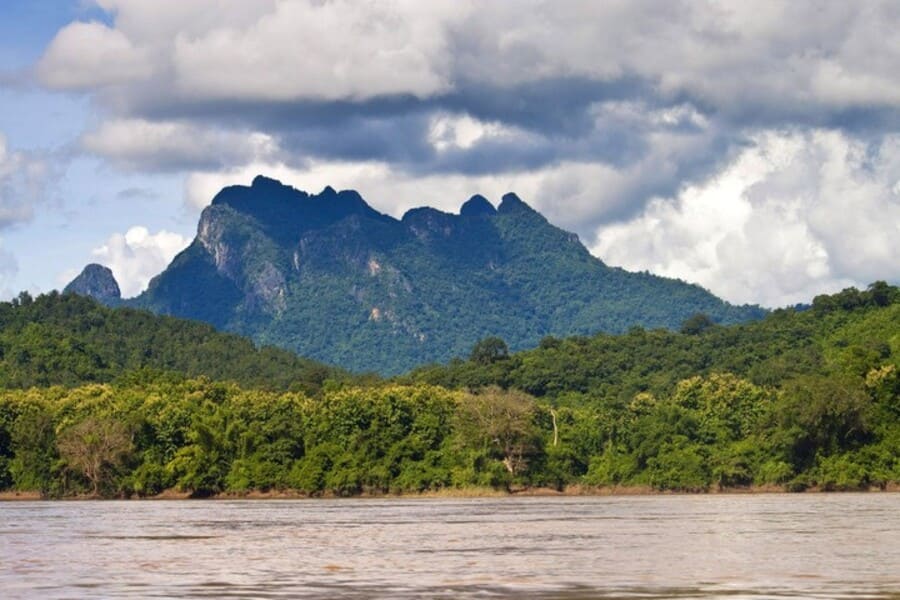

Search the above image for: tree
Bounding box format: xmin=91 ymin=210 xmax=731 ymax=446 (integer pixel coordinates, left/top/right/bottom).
xmin=455 ymin=387 xmax=539 ymax=476
xmin=866 ymin=281 xmax=895 ymax=307
xmin=469 ymin=337 xmax=509 ymax=365
xmin=10 ymin=406 xmax=59 ymax=495
xmin=680 ymin=313 xmax=714 ymax=335
xmin=57 ymin=417 xmax=132 ymax=496
xmin=776 ymin=376 xmax=873 ymax=470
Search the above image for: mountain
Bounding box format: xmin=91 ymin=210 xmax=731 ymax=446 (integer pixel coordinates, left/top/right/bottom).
xmin=63 ymin=264 xmax=121 ymax=304
xmin=0 ymin=291 xmax=344 ymax=392
xmin=74 ymin=176 xmax=766 ymax=374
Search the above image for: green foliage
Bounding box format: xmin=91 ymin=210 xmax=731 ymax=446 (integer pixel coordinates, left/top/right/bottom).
xmin=776 ymin=375 xmax=874 ymax=471
xmin=454 ymin=386 xmax=541 ymax=481
xmin=0 ymin=283 xmax=897 ymax=497
xmin=646 ymin=441 xmax=709 ymax=491
xmin=469 ymin=337 xmax=510 ymax=365
xmin=407 ymin=285 xmax=900 ymax=403
xmin=680 ymin=313 xmax=715 ymax=335
xmin=404 ymin=283 xmax=900 ymax=492
xmin=57 ymin=417 xmax=133 ymax=496
xmin=0 ymin=292 xmax=348 ymax=392
xmin=9 ymin=400 xmax=60 ymax=494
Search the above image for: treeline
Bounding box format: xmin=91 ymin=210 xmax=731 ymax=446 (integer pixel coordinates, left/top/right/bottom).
xmin=0 ymin=380 xmax=520 ymax=497
xmin=0 ymin=291 xmax=349 ymax=393
xmin=404 ymin=281 xmax=899 ymax=404
xmin=0 ymin=283 xmax=896 ymax=497
xmin=0 ymin=366 xmax=896 ymax=498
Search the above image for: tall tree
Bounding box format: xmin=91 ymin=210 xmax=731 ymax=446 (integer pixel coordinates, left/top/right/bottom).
xmin=57 ymin=417 xmax=132 ymax=496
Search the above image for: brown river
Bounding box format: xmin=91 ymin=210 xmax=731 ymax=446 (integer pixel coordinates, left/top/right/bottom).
xmin=2 ymin=494 xmax=899 ymax=599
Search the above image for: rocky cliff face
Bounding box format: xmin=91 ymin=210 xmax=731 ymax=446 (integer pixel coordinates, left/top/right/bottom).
xmin=63 ymin=264 xmax=121 ymax=304
xmin=68 ymin=176 xmax=766 ymax=374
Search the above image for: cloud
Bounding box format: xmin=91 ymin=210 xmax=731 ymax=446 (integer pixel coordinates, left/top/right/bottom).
xmin=170 ymin=0 xmax=457 ymax=101
xmin=40 ymin=0 xmax=460 ymax=100
xmin=91 ymin=225 xmax=190 ymax=297
xmin=593 ymin=130 xmax=900 ymax=307
xmin=37 ymin=3 xmax=900 ymax=172
xmin=29 ymin=1 xmax=900 ymax=305
xmin=81 ymin=119 xmax=281 ymax=171
xmin=0 ymin=133 xmax=53 ymax=229
xmin=428 ymin=113 xmax=512 ymax=151
xmin=37 ymin=2 xmax=900 ymax=185
xmin=38 ymin=2 xmax=900 ymax=118
xmin=36 ymin=21 xmax=153 ymax=90
xmin=0 ymin=240 xmax=19 ymax=300
xmin=115 ymin=186 xmax=160 ymax=201
xmin=180 ymin=145 xmax=732 ymax=242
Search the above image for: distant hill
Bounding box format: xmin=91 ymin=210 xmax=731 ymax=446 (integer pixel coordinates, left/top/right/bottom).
xmin=63 ymin=264 xmax=121 ymax=305
xmin=405 ymin=282 xmax=900 ymax=403
xmin=0 ymin=291 xmax=343 ymax=392
xmin=68 ymin=176 xmax=766 ymax=374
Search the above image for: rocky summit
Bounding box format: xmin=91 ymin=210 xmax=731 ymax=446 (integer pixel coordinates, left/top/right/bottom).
xmin=64 ymin=263 xmax=121 ymax=304
xmin=69 ymin=176 xmax=766 ymax=374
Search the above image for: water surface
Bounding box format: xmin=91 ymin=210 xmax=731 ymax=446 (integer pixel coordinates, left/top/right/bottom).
xmin=2 ymin=494 xmax=899 ymax=598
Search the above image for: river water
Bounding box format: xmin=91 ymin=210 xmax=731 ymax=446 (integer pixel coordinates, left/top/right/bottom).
xmin=2 ymin=494 xmax=899 ymax=599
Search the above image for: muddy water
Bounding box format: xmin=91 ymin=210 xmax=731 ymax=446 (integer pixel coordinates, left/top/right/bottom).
xmin=2 ymin=494 xmax=899 ymax=598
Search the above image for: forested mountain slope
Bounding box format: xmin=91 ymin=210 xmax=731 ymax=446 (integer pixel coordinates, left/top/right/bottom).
xmin=0 ymin=291 xmax=343 ymax=392
xmin=68 ymin=176 xmax=764 ymax=374
xmin=405 ymin=282 xmax=900 ymax=403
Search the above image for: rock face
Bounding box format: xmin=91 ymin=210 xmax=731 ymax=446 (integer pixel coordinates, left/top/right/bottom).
xmin=64 ymin=264 xmax=121 ymax=304
xmin=82 ymin=176 xmax=765 ymax=374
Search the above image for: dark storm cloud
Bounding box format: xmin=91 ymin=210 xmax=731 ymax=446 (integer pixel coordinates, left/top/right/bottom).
xmin=440 ymin=77 xmax=653 ymax=137
xmin=103 ymin=75 xmax=697 ymax=180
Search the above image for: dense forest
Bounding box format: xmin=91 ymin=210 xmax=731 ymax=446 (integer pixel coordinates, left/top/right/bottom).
xmin=0 ymin=291 xmax=348 ymax=393
xmin=0 ymin=283 xmax=896 ymax=498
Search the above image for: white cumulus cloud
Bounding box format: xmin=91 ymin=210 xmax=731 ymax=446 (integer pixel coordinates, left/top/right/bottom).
xmin=593 ymin=130 xmax=900 ymax=307
xmin=428 ymin=113 xmax=519 ymax=152
xmin=37 ymin=1 xmax=900 ymax=111
xmin=40 ymin=0 xmax=461 ymax=101
xmin=91 ymin=226 xmax=190 ymax=297
xmin=81 ymin=119 xmax=281 ymax=171
xmin=37 ymin=21 xmax=154 ymax=89
xmin=182 ymin=158 xmax=653 ymax=222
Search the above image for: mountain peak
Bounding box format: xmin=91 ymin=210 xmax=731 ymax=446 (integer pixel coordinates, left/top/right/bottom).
xmin=132 ymin=178 xmax=765 ymax=374
xmin=64 ymin=264 xmax=121 ymax=304
xmin=251 ymin=174 xmax=286 ymax=189
xmin=460 ymin=194 xmax=497 ymax=217
xmin=497 ymin=192 xmax=533 ymax=214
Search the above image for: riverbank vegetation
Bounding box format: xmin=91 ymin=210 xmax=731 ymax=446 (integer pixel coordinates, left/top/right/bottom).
xmin=0 ymin=283 xmax=897 ymax=498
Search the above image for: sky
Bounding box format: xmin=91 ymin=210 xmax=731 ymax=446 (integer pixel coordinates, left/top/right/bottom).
xmin=0 ymin=0 xmax=898 ymax=307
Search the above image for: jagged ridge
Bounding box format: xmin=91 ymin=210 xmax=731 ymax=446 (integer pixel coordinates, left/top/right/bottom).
xmin=64 ymin=264 xmax=121 ymax=304
xmin=70 ymin=176 xmax=766 ymax=374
